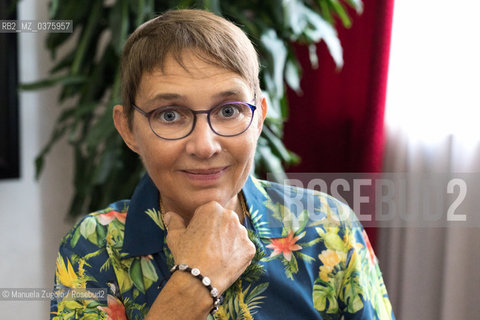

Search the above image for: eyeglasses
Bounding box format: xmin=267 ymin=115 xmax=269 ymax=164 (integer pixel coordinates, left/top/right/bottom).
xmin=132 ymin=100 xmax=257 ymax=140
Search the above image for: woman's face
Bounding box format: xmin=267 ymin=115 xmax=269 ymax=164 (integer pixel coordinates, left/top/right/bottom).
xmin=115 ymin=52 xmax=265 ymax=219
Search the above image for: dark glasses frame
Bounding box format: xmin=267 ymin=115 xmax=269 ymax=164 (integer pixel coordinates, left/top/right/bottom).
xmin=132 ymin=99 xmax=257 ymax=140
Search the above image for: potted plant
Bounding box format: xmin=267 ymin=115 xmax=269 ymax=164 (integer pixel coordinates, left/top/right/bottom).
xmin=22 ymin=0 xmax=362 ymax=218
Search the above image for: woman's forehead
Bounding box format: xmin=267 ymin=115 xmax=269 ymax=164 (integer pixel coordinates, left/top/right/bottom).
xmin=135 ymin=59 xmax=252 ymax=107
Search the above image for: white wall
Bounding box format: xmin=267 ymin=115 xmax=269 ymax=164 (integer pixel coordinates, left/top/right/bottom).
xmin=0 ymin=0 xmax=74 ymax=317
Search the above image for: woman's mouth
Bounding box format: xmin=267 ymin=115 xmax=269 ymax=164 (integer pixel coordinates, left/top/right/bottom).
xmin=181 ymin=166 xmax=230 ymax=183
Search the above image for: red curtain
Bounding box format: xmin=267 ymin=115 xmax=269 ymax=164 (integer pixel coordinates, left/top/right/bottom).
xmin=284 ymin=0 xmax=395 ymax=248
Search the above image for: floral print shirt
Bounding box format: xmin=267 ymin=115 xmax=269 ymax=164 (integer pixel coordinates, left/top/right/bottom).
xmin=50 ymin=174 xmax=395 ymax=320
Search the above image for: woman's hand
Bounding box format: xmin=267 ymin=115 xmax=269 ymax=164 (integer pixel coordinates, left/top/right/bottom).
xmin=164 ymin=201 xmax=256 ymax=294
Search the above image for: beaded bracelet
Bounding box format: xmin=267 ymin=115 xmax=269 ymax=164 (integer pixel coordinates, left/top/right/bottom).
xmin=170 ymin=264 xmax=223 ymax=314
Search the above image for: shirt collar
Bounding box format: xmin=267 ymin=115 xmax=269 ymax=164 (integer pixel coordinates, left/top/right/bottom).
xmin=242 ymin=176 xmax=287 ymax=239
xmin=121 ymin=174 xmax=285 ymax=258
xmin=121 ymin=174 xmax=164 ymax=258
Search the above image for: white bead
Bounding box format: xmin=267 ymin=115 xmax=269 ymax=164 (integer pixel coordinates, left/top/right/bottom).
xmin=179 ymin=264 xmax=188 ymax=271
xmin=202 ymin=277 xmax=211 ymax=286
xmin=210 ymin=288 xmax=218 ymax=297
xmin=191 ymin=268 xmax=200 ymax=276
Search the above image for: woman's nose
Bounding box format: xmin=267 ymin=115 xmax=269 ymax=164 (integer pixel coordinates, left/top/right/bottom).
xmin=184 ymin=116 xmax=222 ymax=159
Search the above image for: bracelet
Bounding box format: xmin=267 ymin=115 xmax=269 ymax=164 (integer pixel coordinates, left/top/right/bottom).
xmin=170 ymin=264 xmax=223 ymax=314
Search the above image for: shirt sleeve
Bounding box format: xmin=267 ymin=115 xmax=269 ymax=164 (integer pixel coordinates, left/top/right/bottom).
xmin=312 ymin=197 xmax=395 ymax=320
xmin=339 ymin=221 xmax=395 ymax=320
xmin=50 ymin=215 xmax=127 ymax=320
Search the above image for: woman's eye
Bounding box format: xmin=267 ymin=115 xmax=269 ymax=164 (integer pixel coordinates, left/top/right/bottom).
xmin=219 ymin=104 xmax=240 ymax=118
xmin=162 ymin=110 xmax=178 ymax=121
xmin=153 ymin=108 xmax=182 ymax=122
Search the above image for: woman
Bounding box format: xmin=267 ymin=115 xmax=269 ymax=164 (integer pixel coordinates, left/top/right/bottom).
xmin=51 ymin=9 xmax=394 ymax=320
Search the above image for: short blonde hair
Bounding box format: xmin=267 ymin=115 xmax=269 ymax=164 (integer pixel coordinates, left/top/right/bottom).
xmin=121 ymin=9 xmax=260 ymax=124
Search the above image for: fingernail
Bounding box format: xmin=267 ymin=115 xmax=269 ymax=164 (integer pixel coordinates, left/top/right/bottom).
xmin=163 ymin=212 xmax=171 ymax=226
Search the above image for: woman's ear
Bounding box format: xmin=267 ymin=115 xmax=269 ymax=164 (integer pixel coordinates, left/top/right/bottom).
xmin=261 ymin=97 xmax=268 ymax=121
xmin=113 ymin=105 xmax=139 ymax=154
xmin=255 ymin=97 xmax=268 ymax=137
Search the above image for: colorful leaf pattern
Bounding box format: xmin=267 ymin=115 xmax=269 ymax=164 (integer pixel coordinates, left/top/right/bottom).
xmin=51 ymin=206 xmax=150 ymax=320
xmin=50 ymin=176 xmax=394 ymax=319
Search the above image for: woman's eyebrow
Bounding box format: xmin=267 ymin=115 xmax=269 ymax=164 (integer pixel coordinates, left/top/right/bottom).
xmin=143 ymin=89 xmax=244 ymax=106
xmin=213 ymin=90 xmax=244 ymax=99
xmin=144 ymin=93 xmax=185 ymax=106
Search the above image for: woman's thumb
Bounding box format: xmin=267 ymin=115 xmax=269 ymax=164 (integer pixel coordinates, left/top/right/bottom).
xmin=163 ymin=211 xmax=186 ymax=231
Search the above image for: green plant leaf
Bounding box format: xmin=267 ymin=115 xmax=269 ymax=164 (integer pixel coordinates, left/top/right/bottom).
xmin=256 ymin=143 xmax=287 ymax=181
xmin=260 ymin=29 xmax=287 ymax=98
xmin=20 ymin=75 xmax=86 ymax=90
xmin=178 ymin=0 xmax=194 ymax=9
xmin=319 ymin=0 xmax=334 ymax=25
xmin=71 ymin=1 xmax=103 ymax=75
xmin=262 ymin=126 xmax=291 ymax=162
xmin=93 ymin=148 xmax=118 ymax=185
xmin=284 ymin=56 xmax=302 ymax=93
xmin=329 ymin=0 xmax=352 ymax=28
xmin=282 ymin=0 xmax=308 ymax=39
xmin=347 ymin=0 xmax=364 ymax=14
xmin=303 ymin=6 xmax=343 ymax=67
xmin=46 ymin=0 xmax=90 ymax=58
xmin=49 ymin=51 xmax=76 ymax=74
xmin=109 ymin=0 xmax=130 ymax=56
xmin=262 ymin=89 xmax=282 ymax=124
xmin=32 ymin=0 xmax=362 ymax=219
xmin=201 ymin=0 xmax=221 ymax=15
xmin=308 ymin=44 xmax=319 ymax=69
xmin=49 ymin=0 xmax=59 ymax=18
xmin=35 ymin=123 xmax=68 ymax=179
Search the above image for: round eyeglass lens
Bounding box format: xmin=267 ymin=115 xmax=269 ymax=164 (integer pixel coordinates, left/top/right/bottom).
xmin=210 ymin=102 xmax=253 ymax=136
xmin=149 ymin=106 xmax=194 ymax=139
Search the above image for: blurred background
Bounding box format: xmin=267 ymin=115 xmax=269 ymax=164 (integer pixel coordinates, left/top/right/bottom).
xmin=1 ymin=0 xmax=479 ymax=318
